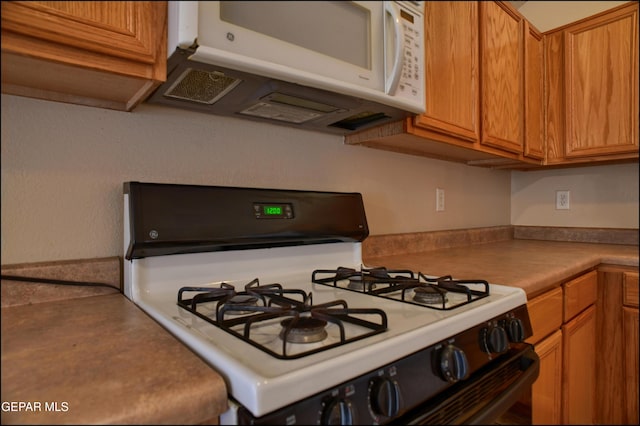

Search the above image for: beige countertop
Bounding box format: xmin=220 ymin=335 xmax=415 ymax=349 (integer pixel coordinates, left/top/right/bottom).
xmin=364 ymin=239 xmax=638 ymax=299
xmin=0 ymin=292 xmax=228 ymax=425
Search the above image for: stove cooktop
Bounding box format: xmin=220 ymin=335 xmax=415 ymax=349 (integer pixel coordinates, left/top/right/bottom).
xmin=125 ymin=243 xmax=527 ymax=417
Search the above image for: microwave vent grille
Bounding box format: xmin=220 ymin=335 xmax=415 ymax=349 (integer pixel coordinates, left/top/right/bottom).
xmin=163 ymin=68 xmax=241 ymax=104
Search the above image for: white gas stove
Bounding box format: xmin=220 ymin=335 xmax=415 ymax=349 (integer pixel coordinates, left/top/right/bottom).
xmin=123 ymin=182 xmax=538 ymax=425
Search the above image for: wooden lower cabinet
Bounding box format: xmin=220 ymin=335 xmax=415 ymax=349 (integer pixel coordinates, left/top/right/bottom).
xmin=526 ymin=269 xmax=598 ymax=424
xmin=531 ymin=329 xmax=563 ymax=425
xmin=562 ymin=270 xmax=597 ymax=424
xmin=596 ymin=266 xmax=639 ymax=425
xmin=623 ymin=305 xmax=639 ymax=423
xmin=526 ymin=286 xmax=563 ymax=424
xmin=562 ymin=305 xmax=596 ymax=424
xmin=623 ymin=271 xmax=639 ymax=424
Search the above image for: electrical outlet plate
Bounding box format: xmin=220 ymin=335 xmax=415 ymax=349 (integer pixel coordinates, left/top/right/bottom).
xmin=436 ymin=188 xmax=445 ymax=212
xmin=556 ymin=190 xmax=570 ymax=210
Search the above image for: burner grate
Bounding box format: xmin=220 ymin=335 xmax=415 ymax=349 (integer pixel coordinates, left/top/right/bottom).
xmin=177 ymin=278 xmax=388 ymax=359
xmin=312 ymin=266 xmax=417 ymax=292
xmin=312 ymin=267 xmax=490 ymax=310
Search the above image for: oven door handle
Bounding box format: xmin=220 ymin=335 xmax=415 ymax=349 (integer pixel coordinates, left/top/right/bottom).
xmin=465 ymin=345 xmax=540 ymax=425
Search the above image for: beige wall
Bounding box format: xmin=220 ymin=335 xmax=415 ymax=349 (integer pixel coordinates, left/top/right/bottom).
xmin=511 ymin=164 xmax=638 ymax=228
xmin=3 ymin=89 xmax=637 ymax=266
xmin=3 ymin=94 xmax=636 ymax=267
xmin=1 ymin=95 xmax=512 ymax=264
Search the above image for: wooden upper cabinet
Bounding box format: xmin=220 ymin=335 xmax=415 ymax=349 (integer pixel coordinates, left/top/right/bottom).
xmin=523 ymin=21 xmax=545 ymax=160
xmin=479 ymin=1 xmax=524 ymax=155
xmin=564 ymin=2 xmax=638 ymax=158
xmin=1 ymin=1 xmax=167 ymax=111
xmin=344 ymin=1 xmax=545 ymax=168
xmin=546 ymin=1 xmax=639 ymax=165
xmin=415 ymin=1 xmax=480 ymax=143
xmin=544 ymin=30 xmax=565 ymax=163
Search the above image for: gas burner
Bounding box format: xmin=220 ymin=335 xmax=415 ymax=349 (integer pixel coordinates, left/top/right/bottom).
xmin=224 ymin=294 xmax=260 ymax=315
xmin=347 ymin=275 xmax=376 ymax=291
xmin=413 ymin=285 xmax=448 ymax=305
xmin=330 ymin=266 xmax=376 ymax=291
xmin=176 ymin=279 xmax=388 ymax=359
xmin=280 ymin=316 xmax=328 ymax=343
xmin=335 ymin=266 xmax=358 ymax=280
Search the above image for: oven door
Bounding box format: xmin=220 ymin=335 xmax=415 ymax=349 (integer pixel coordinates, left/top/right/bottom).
xmin=391 ymin=343 xmax=539 ymax=425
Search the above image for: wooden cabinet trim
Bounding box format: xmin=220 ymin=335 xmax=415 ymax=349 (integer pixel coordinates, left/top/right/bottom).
xmin=623 ymin=271 xmax=639 ymax=307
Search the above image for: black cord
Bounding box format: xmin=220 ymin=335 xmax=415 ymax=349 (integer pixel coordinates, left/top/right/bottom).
xmin=0 ymin=274 xmax=118 ymax=290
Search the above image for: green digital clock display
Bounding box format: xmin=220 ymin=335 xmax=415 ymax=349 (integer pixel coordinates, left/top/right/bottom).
xmin=263 ymin=206 xmax=282 ymax=216
xmin=254 ymin=203 xmax=293 ymax=219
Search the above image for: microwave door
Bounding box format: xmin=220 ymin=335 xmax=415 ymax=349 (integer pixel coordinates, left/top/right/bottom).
xmin=384 ymin=1 xmax=404 ymax=95
xmin=194 ymin=2 xmax=383 ymax=89
xmin=381 ymin=1 xmax=425 ymax=109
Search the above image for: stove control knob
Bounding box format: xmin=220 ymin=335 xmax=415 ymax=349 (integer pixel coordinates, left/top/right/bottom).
xmin=369 ymin=376 xmax=401 ymax=417
xmin=481 ymin=325 xmax=508 ymax=354
xmin=504 ymin=318 xmax=525 ymax=342
xmin=321 ymin=397 xmax=355 ymax=425
xmin=437 ymin=344 xmax=469 ymax=383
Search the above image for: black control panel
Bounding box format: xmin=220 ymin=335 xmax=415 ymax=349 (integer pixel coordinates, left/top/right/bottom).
xmin=236 ymin=304 xmax=534 ymax=425
xmin=124 ymin=182 xmax=369 ymax=259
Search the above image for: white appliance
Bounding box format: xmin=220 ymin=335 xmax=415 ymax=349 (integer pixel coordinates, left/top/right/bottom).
xmin=123 ymin=182 xmax=539 ymax=425
xmin=147 ymin=1 xmax=426 ymax=135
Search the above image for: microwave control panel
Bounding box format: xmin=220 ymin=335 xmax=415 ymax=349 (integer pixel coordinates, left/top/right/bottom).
xmin=395 ymin=1 xmax=424 ymax=103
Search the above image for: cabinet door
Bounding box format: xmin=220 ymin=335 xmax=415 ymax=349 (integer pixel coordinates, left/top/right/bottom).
xmin=415 ymin=1 xmax=479 ymax=143
xmin=563 ymin=2 xmax=639 ymax=158
xmin=562 ymin=305 xmax=596 ymax=424
xmin=1 ymin=1 xmax=166 ymax=111
xmin=544 ymin=30 xmax=565 ymax=164
xmin=623 ymin=271 xmax=639 ymax=424
xmin=623 ymin=306 xmax=639 ymax=424
xmin=479 ymin=1 xmax=524 ymax=155
xmin=531 ymin=329 xmax=562 ymax=425
xmin=523 ymin=21 xmax=544 ymax=160
xmin=597 ymin=265 xmax=639 ymax=424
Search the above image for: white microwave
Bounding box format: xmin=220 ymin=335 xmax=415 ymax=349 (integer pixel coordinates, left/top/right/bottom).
xmin=148 ymin=1 xmax=425 ymax=135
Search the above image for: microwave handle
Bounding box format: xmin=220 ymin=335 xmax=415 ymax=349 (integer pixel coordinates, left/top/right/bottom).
xmin=384 ymin=1 xmax=404 ymax=95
